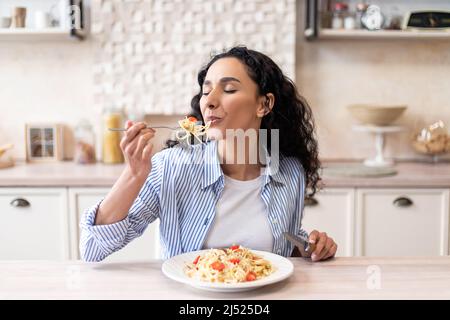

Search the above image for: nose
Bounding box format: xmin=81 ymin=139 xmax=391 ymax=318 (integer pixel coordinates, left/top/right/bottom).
xmin=207 ymin=102 xmax=217 ymax=110
xmin=203 ymin=89 xmax=219 ymax=110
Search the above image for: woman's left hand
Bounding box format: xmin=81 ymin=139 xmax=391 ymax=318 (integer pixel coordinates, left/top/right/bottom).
xmin=309 ymin=230 xmax=338 ymax=262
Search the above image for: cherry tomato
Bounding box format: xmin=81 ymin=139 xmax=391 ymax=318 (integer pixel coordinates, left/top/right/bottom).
xmin=246 ymin=271 xmax=257 ymax=282
xmin=193 ymin=255 xmax=200 ymax=265
xmin=210 ymin=261 xmax=225 ymax=271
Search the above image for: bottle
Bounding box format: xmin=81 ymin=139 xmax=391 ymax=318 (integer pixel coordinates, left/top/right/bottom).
xmin=331 ymin=2 xmax=348 ymax=29
xmin=74 ymin=119 xmax=96 ymax=164
xmin=102 ymin=108 xmax=124 ymax=164
xmin=344 ymin=12 xmax=356 ymax=30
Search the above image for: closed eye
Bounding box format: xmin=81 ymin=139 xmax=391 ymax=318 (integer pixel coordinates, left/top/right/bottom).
xmin=202 ymin=89 xmax=236 ymax=96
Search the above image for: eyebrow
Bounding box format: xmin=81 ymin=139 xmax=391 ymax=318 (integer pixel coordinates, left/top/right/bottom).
xmin=203 ymin=77 xmax=241 ymax=86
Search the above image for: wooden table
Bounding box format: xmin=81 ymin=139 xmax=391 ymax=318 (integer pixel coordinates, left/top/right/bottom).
xmin=2 ymin=257 xmax=450 ymax=299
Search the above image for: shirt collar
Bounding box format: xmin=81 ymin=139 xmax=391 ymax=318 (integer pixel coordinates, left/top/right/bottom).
xmin=260 ymin=144 xmax=287 ymax=186
xmin=201 ymin=140 xmax=286 ymax=190
xmin=202 ymin=140 xmax=223 ymax=190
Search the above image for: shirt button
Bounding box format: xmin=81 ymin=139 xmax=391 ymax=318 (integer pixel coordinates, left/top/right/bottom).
xmin=272 ymin=219 xmax=278 ymax=224
xmin=276 ymin=249 xmax=282 ymax=255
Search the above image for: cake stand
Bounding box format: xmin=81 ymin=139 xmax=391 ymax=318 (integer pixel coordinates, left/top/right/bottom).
xmin=353 ymin=125 xmax=405 ymax=167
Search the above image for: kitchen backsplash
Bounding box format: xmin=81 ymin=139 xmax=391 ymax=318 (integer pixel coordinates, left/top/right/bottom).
xmin=0 ymin=0 xmax=449 ymax=161
xmin=92 ymin=0 xmax=295 ymax=115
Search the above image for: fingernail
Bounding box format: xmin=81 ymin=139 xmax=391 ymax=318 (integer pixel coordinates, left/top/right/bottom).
xmin=311 ymin=254 xmax=317 ymax=261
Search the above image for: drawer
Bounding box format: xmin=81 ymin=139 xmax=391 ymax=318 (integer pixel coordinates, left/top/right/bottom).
xmin=0 ymin=188 xmax=69 ymax=260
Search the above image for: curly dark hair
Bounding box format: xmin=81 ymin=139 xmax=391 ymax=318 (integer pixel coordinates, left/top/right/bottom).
xmin=167 ymin=46 xmax=321 ymax=197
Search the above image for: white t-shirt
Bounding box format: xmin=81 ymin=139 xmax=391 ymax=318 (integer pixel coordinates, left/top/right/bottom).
xmin=202 ymin=174 xmax=274 ymax=252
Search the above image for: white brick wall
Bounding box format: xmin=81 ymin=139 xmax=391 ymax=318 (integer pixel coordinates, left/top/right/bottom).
xmin=92 ymin=0 xmax=296 ymax=115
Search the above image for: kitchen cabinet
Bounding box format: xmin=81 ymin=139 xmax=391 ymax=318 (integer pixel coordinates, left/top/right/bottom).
xmin=0 ymin=186 xmax=160 ymax=261
xmin=301 ymin=187 xmax=450 ymax=257
xmin=0 ymin=187 xmax=70 ymax=260
xmin=1 ymin=159 xmax=450 ymax=260
xmin=355 ymin=188 xmax=450 ymax=256
xmin=70 ymin=186 xmax=450 ymax=258
xmin=68 ymin=187 xmax=160 ymax=261
xmin=301 ymin=188 xmax=355 ymax=256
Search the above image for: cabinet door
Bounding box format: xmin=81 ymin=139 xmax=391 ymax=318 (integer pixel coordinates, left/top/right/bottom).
xmin=301 ymin=188 xmax=355 ymax=257
xmin=69 ymin=188 xmax=160 ymax=261
xmin=0 ymin=187 xmax=69 ymax=260
xmin=356 ymin=189 xmax=449 ymax=256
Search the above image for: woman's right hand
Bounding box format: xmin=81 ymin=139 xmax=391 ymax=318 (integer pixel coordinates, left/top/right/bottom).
xmin=120 ymin=120 xmax=155 ymax=179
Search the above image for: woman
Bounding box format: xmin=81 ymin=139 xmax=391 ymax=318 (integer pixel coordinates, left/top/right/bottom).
xmin=80 ymin=46 xmax=337 ymax=262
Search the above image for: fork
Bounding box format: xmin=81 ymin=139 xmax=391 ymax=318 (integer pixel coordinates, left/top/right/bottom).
xmin=108 ymin=126 xmax=178 ymax=131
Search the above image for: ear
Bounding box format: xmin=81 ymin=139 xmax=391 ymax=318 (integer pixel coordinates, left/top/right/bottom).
xmin=256 ymin=93 xmax=275 ymax=118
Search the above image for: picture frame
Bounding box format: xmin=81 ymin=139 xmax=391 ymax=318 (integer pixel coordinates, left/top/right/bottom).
xmin=25 ymin=123 xmax=63 ymax=162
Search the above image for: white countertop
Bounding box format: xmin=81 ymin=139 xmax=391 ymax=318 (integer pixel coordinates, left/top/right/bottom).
xmin=0 ymin=161 xmax=450 ymax=188
xmin=2 ymin=257 xmax=450 ymax=299
xmin=0 ymin=161 xmax=125 ymax=187
xmin=321 ymin=161 xmax=450 ymax=188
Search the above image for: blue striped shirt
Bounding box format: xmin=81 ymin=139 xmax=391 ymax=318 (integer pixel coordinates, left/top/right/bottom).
xmin=79 ymin=140 xmax=308 ymax=261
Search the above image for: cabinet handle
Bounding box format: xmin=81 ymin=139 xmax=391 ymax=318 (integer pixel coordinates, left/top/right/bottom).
xmin=305 ymin=196 xmax=319 ymax=207
xmin=393 ymin=197 xmax=413 ymax=208
xmin=10 ymin=198 xmax=31 ymax=208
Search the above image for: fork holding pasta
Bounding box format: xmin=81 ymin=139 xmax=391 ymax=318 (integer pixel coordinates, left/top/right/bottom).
xmin=176 ymin=116 xmax=211 ymax=143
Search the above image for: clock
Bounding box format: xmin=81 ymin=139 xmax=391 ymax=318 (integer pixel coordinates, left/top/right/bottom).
xmin=361 ymin=5 xmax=384 ymax=30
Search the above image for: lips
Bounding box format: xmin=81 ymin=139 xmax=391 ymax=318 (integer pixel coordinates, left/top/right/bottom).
xmin=205 ymin=116 xmax=223 ymax=124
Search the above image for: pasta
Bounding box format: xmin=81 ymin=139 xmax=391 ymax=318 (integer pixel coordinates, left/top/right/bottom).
xmin=184 ymin=245 xmax=275 ymax=283
xmin=176 ymin=116 xmax=211 ymax=144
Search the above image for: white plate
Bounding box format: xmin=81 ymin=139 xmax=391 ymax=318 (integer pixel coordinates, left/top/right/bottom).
xmin=162 ymin=249 xmax=294 ymax=292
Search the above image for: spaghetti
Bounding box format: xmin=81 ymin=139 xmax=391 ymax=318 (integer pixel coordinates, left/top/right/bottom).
xmin=176 ymin=116 xmax=211 ymax=144
xmin=184 ymin=245 xmax=275 ymax=283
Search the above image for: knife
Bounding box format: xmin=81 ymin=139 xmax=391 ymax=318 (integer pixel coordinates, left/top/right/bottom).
xmin=283 ymin=232 xmax=316 ymax=258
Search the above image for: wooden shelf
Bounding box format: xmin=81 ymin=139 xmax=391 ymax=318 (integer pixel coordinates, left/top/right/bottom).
xmin=318 ymin=29 xmax=450 ymax=40
xmin=0 ymin=28 xmax=85 ymax=41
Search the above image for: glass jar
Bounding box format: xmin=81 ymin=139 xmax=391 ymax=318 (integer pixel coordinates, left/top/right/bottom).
xmin=74 ymin=119 xmax=96 ymax=164
xmin=102 ymin=108 xmax=124 ymax=164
